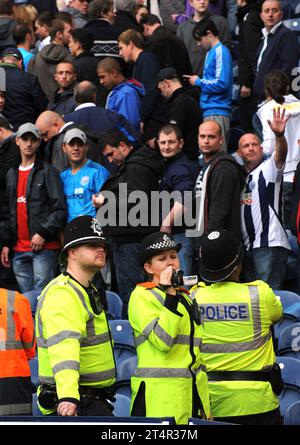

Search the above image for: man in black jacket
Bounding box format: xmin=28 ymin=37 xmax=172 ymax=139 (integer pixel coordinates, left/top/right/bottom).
xmin=194 ymin=120 xmax=245 ymax=243
xmin=93 ymin=129 xmax=164 ymax=316
xmin=69 ymin=28 xmax=99 ymax=84
xmin=157 ymin=67 xmax=202 ymax=162
xmin=0 ymin=47 xmax=48 ymax=130
xmin=253 ymin=0 xmax=299 ymax=105
xmin=0 ymin=116 xmax=20 ymax=290
xmin=0 ymin=122 xmax=67 ymax=294
xmin=47 ymin=61 xmax=77 ymax=116
xmin=141 ymin=13 xmax=192 ymax=76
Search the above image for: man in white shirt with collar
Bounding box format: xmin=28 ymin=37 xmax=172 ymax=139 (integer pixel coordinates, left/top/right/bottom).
xmin=253 ymin=0 xmax=299 ymax=105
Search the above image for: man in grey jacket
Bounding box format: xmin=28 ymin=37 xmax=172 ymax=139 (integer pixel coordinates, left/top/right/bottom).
xmin=177 ymin=0 xmax=232 ymax=76
xmin=28 ymin=19 xmax=73 ymax=101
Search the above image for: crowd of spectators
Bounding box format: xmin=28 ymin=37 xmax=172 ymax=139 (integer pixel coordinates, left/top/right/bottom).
xmin=1 ymin=0 xmax=300 ymax=421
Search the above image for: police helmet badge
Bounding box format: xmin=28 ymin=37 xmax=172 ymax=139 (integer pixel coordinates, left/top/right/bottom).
xmin=91 ymin=218 xmax=103 ymax=236
xmin=208 ymin=231 xmax=220 ymax=240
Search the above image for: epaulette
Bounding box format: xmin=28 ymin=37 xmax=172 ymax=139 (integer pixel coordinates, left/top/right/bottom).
xmin=190 ymin=281 xmax=206 ymax=293
xmin=136 ymin=282 xmax=157 ymax=289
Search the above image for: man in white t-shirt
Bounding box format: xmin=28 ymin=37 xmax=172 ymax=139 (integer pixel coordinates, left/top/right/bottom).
xmin=238 ymin=107 xmax=290 ymax=289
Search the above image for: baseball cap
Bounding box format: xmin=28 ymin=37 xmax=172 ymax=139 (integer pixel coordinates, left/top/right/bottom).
xmin=62 ymin=215 xmax=108 ymax=252
xmin=156 ymin=67 xmax=180 ymax=85
xmin=138 ymin=231 xmax=181 ymax=265
xmin=63 ymin=128 xmax=87 ymax=145
xmin=17 ymin=123 xmax=41 ymax=139
xmin=198 ymin=230 xmax=243 ymax=283
xmin=2 ymin=47 xmax=23 ymax=61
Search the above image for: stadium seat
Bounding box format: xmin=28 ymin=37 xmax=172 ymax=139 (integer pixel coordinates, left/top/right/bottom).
xmin=283 ymin=18 xmax=300 ymax=31
xmin=30 ymin=357 xmax=39 ymax=390
xmin=105 ymin=290 xmax=123 ymax=320
xmin=277 ymin=322 xmax=300 ymax=359
xmin=274 ymin=290 xmax=300 ymax=311
xmin=109 ymin=320 xmax=136 ymax=366
xmin=276 ymin=357 xmax=300 ymax=416
xmin=32 ymin=393 xmax=43 ymax=416
xmin=274 ymin=301 xmax=300 ymax=340
xmin=284 ymin=400 xmax=300 ymax=425
xmin=112 ymin=393 xmax=131 ymax=417
xmin=115 ymin=355 xmax=138 ymax=398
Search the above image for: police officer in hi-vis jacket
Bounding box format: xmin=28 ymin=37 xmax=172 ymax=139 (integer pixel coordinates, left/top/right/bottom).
xmin=191 ymin=229 xmax=283 ymax=425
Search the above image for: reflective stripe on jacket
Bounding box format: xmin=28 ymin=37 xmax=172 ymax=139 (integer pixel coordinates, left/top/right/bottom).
xmin=0 ymin=288 xmax=35 ymax=415
xmin=35 ymin=274 xmax=116 ymax=413
xmin=128 ymin=284 xmax=211 ymax=424
xmin=192 ymin=280 xmax=283 ymax=418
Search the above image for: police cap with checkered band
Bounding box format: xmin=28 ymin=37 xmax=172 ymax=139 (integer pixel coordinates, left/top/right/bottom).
xmin=138 ymin=232 xmax=181 ymax=265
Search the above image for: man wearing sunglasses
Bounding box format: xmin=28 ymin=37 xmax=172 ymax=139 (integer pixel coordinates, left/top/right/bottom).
xmin=35 ymin=215 xmax=116 ymax=416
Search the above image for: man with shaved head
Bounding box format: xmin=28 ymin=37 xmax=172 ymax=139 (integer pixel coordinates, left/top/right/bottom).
xmin=194 ymin=120 xmax=245 ymax=242
xmin=238 ymin=108 xmax=291 ymax=288
xmin=35 ymin=110 xmax=72 ymax=170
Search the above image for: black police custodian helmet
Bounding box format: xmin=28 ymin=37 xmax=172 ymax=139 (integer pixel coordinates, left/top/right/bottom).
xmin=199 ymin=230 xmax=243 ymax=283
xmin=138 ymin=232 xmax=181 ymax=266
xmin=62 ymin=215 xmax=108 ymax=252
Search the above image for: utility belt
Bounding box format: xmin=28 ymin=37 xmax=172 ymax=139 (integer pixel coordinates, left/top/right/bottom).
xmin=38 ymin=384 xmax=116 ymax=411
xmin=207 ymin=363 xmax=284 ymax=396
xmin=79 ymin=386 xmax=116 ymax=402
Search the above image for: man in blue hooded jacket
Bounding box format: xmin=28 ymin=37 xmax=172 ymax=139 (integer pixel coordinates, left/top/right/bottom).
xmin=97 ymin=57 xmax=145 ymax=133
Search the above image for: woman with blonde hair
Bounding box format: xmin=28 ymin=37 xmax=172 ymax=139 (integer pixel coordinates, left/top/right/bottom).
xmin=12 ymin=4 xmax=34 ymax=27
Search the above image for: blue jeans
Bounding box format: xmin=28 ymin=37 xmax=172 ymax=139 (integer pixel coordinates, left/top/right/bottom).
xmin=173 ymin=232 xmax=195 ymax=277
xmin=112 ymin=242 xmax=146 ymax=317
xmin=12 ymin=250 xmax=59 ymax=293
xmin=242 ymin=247 xmax=289 ymax=290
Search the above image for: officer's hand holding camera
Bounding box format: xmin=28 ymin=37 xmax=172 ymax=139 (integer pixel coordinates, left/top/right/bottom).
xmin=159 ymin=266 xmax=177 ymax=295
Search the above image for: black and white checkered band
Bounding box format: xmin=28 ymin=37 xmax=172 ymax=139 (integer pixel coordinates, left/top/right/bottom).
xmin=146 ymin=234 xmax=176 ymax=252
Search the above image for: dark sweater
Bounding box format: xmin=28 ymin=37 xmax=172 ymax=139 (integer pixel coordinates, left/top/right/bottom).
xmin=99 ymin=146 xmax=164 ymax=242
xmin=167 ymin=87 xmax=202 ymax=160
xmin=204 ymin=152 xmax=246 ymax=242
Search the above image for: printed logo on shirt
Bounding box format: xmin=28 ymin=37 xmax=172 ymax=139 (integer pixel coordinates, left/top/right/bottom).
xmin=17 ymin=196 xmax=26 ymax=203
xmin=200 ymin=303 xmax=250 ymax=321
xmin=249 ymin=180 xmax=256 ymax=191
xmin=241 ymin=192 xmax=252 ymax=206
xmin=80 ymin=176 xmax=90 ymax=186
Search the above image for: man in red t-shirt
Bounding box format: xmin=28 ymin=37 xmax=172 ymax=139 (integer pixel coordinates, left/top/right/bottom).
xmin=0 ymin=123 xmax=67 ymax=298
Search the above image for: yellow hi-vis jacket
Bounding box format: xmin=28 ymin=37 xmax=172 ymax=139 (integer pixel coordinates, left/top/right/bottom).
xmin=35 ymin=274 xmax=116 ymax=415
xmin=191 ymin=280 xmax=283 ymax=418
xmin=128 ymin=282 xmax=211 ymax=424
